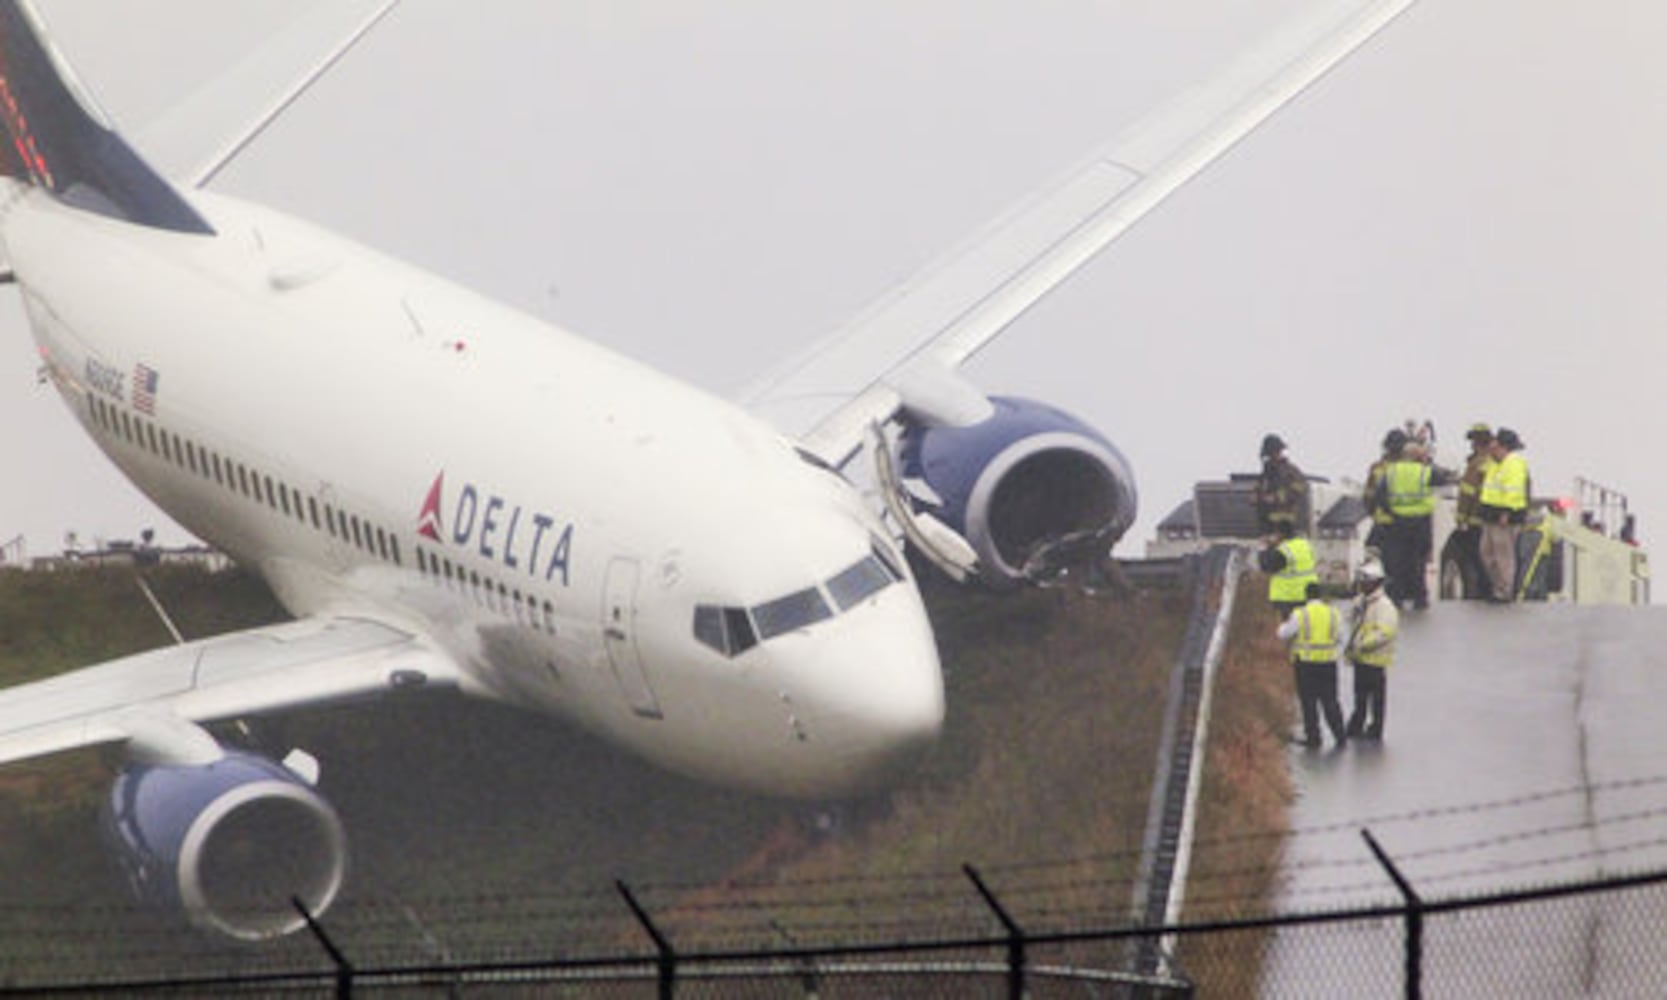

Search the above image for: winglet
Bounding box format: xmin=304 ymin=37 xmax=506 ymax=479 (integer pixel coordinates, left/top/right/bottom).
xmin=0 ymin=0 xmax=213 ymax=233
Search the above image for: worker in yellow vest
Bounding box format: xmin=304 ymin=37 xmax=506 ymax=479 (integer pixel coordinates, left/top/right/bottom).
xmin=1376 ymin=438 xmax=1435 ymax=610
xmin=1362 ymin=428 xmax=1406 ymax=554
xmin=1276 ymin=582 xmax=1348 ymax=749
xmin=1478 ymin=427 xmax=1531 ymax=602
xmin=1259 ymin=522 xmax=1318 ymax=616
xmin=1345 ymin=559 xmax=1398 ymax=742
xmin=1449 ymin=423 xmax=1496 ymax=599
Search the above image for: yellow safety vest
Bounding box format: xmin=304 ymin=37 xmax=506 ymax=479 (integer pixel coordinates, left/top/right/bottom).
xmin=1292 ymin=600 xmax=1338 ymax=663
xmin=1365 ymin=461 xmax=1394 ymax=525
xmin=1349 ymin=596 xmax=1397 ymax=668
xmin=1481 ymin=453 xmax=1529 ymax=511
xmin=1385 ymin=460 xmax=1434 ymax=517
xmin=1457 ymin=453 xmax=1495 ymax=526
xmin=1268 ymin=537 xmax=1318 ymax=604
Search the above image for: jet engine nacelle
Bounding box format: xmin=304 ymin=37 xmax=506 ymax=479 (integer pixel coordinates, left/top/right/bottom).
xmin=101 ymin=750 xmax=347 ymax=941
xmin=898 ymin=396 xmax=1136 ymax=586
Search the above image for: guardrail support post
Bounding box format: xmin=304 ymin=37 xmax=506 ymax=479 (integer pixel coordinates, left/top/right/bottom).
xmin=1362 ymin=829 xmax=1423 ymax=1000
xmin=292 ymin=897 xmax=354 ymax=998
xmin=618 ymin=879 xmax=677 ymax=999
xmin=965 ymin=864 xmax=1026 ymax=999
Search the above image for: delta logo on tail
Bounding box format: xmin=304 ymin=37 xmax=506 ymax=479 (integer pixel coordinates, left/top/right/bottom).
xmin=415 ymin=472 xmax=575 ymax=585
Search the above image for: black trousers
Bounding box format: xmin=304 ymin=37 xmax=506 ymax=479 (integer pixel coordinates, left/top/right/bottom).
xmin=1348 ymin=661 xmax=1386 ymax=739
xmin=1382 ymin=516 xmax=1432 ymax=606
xmin=1293 ymin=659 xmax=1347 ymax=746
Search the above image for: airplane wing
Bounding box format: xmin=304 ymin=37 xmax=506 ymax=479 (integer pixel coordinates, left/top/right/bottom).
xmin=0 ymin=616 xmax=460 ymax=767
xmin=131 ymin=0 xmax=400 ymax=187
xmin=739 ymin=0 xmax=1416 ymax=465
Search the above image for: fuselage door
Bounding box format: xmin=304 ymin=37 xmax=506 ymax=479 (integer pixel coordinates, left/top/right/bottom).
xmin=603 ymin=557 xmax=663 ymax=719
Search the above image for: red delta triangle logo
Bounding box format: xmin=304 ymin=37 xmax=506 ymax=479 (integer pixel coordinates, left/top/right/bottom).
xmin=417 ymin=473 xmax=445 ymax=541
xmin=412 ymin=471 xmax=576 ymax=586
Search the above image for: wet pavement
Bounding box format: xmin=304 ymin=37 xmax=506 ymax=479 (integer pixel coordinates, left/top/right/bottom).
xmin=1261 ymin=603 xmax=1667 ymax=997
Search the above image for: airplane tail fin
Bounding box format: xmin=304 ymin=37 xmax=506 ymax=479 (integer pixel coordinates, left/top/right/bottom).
xmin=0 ymin=0 xmax=213 ymax=234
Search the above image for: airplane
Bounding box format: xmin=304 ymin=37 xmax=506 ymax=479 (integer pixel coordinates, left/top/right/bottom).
xmin=0 ymin=0 xmax=1413 ymax=940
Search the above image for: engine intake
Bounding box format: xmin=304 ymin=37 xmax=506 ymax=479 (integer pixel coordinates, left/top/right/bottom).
xmin=899 ymin=396 xmax=1136 ymax=585
xmin=102 ymin=750 xmax=347 ymax=941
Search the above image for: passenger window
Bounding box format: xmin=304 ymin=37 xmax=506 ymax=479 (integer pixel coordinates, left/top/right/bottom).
xmin=752 ymin=588 xmax=832 ymax=640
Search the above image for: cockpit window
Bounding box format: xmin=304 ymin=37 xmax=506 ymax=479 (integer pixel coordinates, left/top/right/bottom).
xmin=751 ymin=587 xmax=833 ymax=639
xmin=871 ymin=537 xmax=907 ymax=581
xmin=693 ymin=605 xmax=758 ymax=657
xmin=826 ymin=553 xmax=896 ymax=611
xmin=693 ymin=540 xmax=906 ymax=658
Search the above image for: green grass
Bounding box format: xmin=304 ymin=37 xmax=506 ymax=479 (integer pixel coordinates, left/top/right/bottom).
xmin=0 ymin=560 xmax=1295 ymax=987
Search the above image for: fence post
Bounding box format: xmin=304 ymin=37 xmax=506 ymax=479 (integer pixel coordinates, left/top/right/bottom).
xmin=964 ymin=864 xmax=1025 ymax=1000
xmin=617 ymin=879 xmax=677 ymax=999
xmin=291 ymin=897 xmax=354 ymax=998
xmin=1361 ymin=829 xmax=1422 ymax=1000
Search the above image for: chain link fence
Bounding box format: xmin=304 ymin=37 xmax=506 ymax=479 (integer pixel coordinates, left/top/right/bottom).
xmin=7 ymin=861 xmax=1667 ymax=996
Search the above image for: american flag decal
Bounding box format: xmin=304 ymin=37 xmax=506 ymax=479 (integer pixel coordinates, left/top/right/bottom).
xmin=131 ymin=363 xmax=159 ymax=415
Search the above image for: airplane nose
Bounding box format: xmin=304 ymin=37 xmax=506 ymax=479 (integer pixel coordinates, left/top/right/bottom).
xmin=786 ymin=590 xmax=945 ymax=795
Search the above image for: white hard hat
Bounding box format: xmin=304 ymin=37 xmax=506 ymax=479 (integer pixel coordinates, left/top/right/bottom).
xmin=1356 ymin=560 xmax=1386 ymax=582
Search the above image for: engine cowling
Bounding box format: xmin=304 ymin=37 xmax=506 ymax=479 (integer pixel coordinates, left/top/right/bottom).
xmin=100 ymin=750 xmax=347 ymax=941
xmin=898 ymin=396 xmax=1136 ymax=585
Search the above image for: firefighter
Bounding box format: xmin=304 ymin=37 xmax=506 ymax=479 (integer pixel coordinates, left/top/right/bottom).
xmin=1253 ymin=433 xmax=1308 ymax=538
xmin=1377 ymin=436 xmax=1434 ymax=609
xmin=1451 ymin=423 xmax=1496 ymax=599
xmin=1346 ymin=558 xmax=1398 ymax=741
xmin=1276 ymin=582 xmax=1348 ymax=749
xmin=1259 ymin=521 xmax=1318 ymax=617
xmin=1478 ymin=427 xmax=1531 ymax=602
xmin=1363 ymin=428 xmax=1407 ymax=553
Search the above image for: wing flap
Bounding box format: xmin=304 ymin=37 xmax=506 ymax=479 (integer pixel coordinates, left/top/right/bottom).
xmin=742 ymin=0 xmax=1416 ymax=461
xmin=0 ymin=616 xmax=460 ymax=767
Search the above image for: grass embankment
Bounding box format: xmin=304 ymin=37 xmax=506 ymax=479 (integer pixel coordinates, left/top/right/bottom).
xmin=648 ymin=575 xmax=1192 ymax=951
xmin=1176 ymin=582 xmax=1299 ymax=994
xmin=0 ymin=560 xmax=1295 ymax=986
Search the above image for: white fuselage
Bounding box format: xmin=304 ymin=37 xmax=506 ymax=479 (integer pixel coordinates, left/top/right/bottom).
xmin=4 ymin=184 xmax=945 ymax=798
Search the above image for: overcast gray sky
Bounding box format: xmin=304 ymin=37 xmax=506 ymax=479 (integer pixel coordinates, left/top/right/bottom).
xmin=6 ymin=1 xmax=1666 ymax=569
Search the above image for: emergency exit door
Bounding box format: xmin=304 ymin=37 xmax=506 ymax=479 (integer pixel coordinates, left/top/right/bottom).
xmin=603 ymin=557 xmax=663 ymax=719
